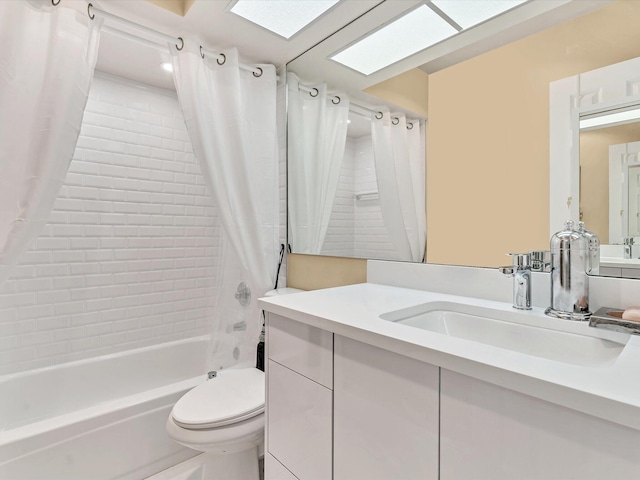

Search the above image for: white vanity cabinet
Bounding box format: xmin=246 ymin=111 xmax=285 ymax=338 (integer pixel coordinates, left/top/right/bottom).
xmin=333 ymin=336 xmax=439 ymax=480
xmin=440 ymin=370 xmax=640 ymax=480
xmin=265 ymin=314 xmax=333 ymax=480
xmin=265 ymin=309 xmax=640 ymax=480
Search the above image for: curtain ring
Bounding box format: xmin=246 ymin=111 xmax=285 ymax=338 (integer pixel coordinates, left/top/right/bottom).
xmin=175 ymin=37 xmax=184 ymax=51
xmin=310 ymin=88 xmax=319 ymax=98
xmin=253 ymin=67 xmax=263 ymax=78
xmin=52 ymin=0 xmax=61 ymax=5
xmin=332 ymin=96 xmax=341 ymax=105
xmin=392 ymin=117 xmax=400 ymax=125
xmin=200 ymin=46 xmax=205 ymax=59
xmin=88 ymin=3 xmax=95 ymax=20
xmin=375 ymin=112 xmax=383 ymax=119
xmin=407 ymin=122 xmax=414 ymax=130
xmin=217 ymin=53 xmax=226 ymax=65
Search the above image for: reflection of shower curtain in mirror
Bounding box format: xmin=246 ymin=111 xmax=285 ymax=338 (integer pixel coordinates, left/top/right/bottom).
xmin=372 ymin=113 xmax=426 ymax=262
xmin=287 ymin=73 xmax=349 ymax=254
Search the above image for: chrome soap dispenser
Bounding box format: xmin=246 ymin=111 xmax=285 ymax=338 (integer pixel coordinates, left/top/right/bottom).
xmin=545 ymin=220 xmax=592 ymax=321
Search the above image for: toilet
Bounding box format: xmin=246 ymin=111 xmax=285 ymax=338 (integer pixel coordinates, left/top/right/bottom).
xmin=166 ymin=368 xmax=265 ymax=479
xmin=166 ymin=288 xmax=302 ymax=479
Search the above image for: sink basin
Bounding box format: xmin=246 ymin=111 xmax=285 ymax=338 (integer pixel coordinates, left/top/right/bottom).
xmin=380 ymin=302 xmax=629 ymax=367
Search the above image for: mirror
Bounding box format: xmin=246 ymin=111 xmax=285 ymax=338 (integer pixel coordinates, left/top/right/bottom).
xmin=285 ymin=73 xmax=426 ymax=262
xmin=287 ymin=0 xmax=640 ymax=276
xmin=551 ymin=40 xmax=640 ymax=279
xmin=579 ymin=110 xmax=640 ymax=277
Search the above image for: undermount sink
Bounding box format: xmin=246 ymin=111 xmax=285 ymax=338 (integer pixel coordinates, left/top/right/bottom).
xmin=380 ymin=302 xmax=629 ymax=367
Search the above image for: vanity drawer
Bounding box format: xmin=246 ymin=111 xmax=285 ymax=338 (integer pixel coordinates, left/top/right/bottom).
xmin=266 ymin=313 xmax=333 ymax=388
xmin=267 ymin=360 xmax=332 ymax=480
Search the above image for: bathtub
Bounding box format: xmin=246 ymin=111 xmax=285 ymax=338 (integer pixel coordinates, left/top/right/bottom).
xmin=0 ymin=336 xmax=210 ymax=480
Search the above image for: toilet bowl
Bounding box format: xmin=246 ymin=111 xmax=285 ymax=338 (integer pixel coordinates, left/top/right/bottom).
xmin=166 ymin=368 xmax=265 ymax=480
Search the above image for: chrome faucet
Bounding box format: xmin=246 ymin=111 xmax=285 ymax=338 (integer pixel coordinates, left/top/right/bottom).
xmin=624 ymin=237 xmax=639 ymax=259
xmin=499 ymin=253 xmax=532 ymax=310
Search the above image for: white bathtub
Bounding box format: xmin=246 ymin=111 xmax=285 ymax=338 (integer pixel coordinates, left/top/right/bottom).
xmin=0 ymin=336 xmax=210 ymax=480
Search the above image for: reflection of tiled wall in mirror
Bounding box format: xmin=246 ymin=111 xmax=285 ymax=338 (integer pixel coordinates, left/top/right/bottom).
xmin=321 ymin=136 xmax=398 ymax=260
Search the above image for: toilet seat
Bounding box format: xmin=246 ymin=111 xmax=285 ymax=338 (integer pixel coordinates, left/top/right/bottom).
xmin=171 ymin=368 xmax=264 ymax=430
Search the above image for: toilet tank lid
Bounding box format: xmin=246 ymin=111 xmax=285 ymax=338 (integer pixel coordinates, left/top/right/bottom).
xmin=172 ymin=368 xmax=264 ymax=429
xmin=264 ymin=288 xmax=304 ymax=297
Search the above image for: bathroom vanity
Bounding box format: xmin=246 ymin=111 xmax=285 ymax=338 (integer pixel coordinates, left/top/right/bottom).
xmin=259 ymin=278 xmax=640 ymax=480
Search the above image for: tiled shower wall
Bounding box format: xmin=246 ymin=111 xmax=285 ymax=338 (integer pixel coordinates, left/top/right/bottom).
xmin=321 ymin=135 xmax=398 ymax=260
xmin=0 ymin=74 xmax=218 ymax=375
xmin=320 ymin=141 xmax=355 ymax=257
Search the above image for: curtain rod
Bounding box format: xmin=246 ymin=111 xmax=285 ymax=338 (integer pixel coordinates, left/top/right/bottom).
xmin=85 ymin=3 xmax=271 ymax=77
xmin=296 ymin=84 xmax=421 ymax=126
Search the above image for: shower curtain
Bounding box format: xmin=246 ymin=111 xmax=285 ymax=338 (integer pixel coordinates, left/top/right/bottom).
xmin=171 ymin=46 xmax=279 ymax=368
xmin=0 ymin=0 xmax=101 ymax=286
xmin=372 ymin=112 xmax=426 ymax=262
xmin=287 ymin=73 xmax=350 ymax=254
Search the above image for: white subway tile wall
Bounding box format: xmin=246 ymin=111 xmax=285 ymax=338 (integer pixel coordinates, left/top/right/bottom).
xmin=0 ymin=74 xmax=219 ymax=375
xmin=321 ymin=142 xmax=356 ymax=257
xmin=321 ymin=135 xmax=398 ymax=260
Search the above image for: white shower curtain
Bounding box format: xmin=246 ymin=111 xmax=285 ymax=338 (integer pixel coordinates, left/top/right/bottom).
xmin=171 ymin=46 xmax=279 ymax=368
xmin=372 ymin=112 xmax=426 ymax=262
xmin=0 ymin=0 xmax=101 ymax=286
xmin=287 ymin=73 xmax=349 ymax=254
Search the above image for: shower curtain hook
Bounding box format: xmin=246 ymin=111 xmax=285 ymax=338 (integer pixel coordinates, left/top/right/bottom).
xmin=175 ymin=37 xmax=184 ymax=51
xmin=332 ymin=96 xmax=341 ymax=105
xmin=253 ymin=67 xmax=263 ymax=78
xmin=87 ymin=3 xmax=95 ymax=20
xmin=392 ymin=117 xmax=400 ymax=125
xmin=310 ymin=88 xmax=319 ymax=98
xmin=52 ymin=0 xmax=61 ymax=6
xmin=217 ymin=53 xmax=226 ymax=65
xmin=200 ymin=46 xmax=204 ymax=59
xmin=407 ymin=122 xmax=414 ymax=130
xmin=375 ymin=111 xmax=383 ymax=119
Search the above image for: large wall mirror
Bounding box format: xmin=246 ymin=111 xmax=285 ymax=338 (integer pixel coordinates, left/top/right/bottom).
xmin=551 ymin=54 xmax=640 ymax=278
xmin=287 ymin=0 xmax=640 ymax=278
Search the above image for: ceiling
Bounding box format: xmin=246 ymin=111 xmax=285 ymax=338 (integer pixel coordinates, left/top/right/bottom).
xmin=94 ymin=0 xmax=616 ymax=95
xmin=94 ymin=0 xmax=383 ymax=90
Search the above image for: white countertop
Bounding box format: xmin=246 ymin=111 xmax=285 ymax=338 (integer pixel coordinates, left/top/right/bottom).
xmin=258 ymin=283 xmax=640 ymax=431
xmin=600 ymin=256 xmax=640 ymax=268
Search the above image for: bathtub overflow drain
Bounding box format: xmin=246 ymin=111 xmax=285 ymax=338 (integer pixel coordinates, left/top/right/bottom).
xmin=208 ymin=370 xmax=217 ymax=379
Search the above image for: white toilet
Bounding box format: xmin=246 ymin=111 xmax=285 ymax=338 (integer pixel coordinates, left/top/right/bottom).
xmin=166 ymin=368 xmax=265 ymax=480
xmin=166 ymin=288 xmax=302 ymax=479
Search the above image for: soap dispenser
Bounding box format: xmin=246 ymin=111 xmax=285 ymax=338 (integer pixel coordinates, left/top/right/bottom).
xmin=545 ymin=220 xmax=592 ymax=321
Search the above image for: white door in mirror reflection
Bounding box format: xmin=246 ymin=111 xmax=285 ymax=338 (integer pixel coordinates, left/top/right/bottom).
xmin=629 ymin=165 xmax=640 ymax=236
xmin=609 ymin=141 xmax=640 ymax=242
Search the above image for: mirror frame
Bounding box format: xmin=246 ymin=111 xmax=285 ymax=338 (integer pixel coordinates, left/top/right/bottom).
xmin=550 ymin=54 xmax=640 ymax=234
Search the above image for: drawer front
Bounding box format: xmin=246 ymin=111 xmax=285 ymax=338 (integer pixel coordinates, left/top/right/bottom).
xmin=267 ymin=313 xmax=333 ymax=388
xmin=267 ymin=360 xmax=332 ymax=480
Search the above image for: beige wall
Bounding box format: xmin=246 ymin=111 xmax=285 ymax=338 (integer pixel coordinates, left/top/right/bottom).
xmin=580 ymin=123 xmax=640 ymax=244
xmin=427 ymin=0 xmax=640 ymax=267
xmin=287 ymin=254 xmax=367 ymax=291
xmin=144 ymin=0 xmax=195 ymax=16
xmin=364 ymin=69 xmax=429 ymax=118
xmin=290 ymin=0 xmax=640 ymax=288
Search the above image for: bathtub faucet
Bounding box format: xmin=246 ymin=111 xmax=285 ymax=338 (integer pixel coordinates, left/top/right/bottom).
xmin=235 ymin=281 xmax=251 ymax=307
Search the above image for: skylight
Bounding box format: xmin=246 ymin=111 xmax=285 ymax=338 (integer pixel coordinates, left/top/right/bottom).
xmin=331 ymin=5 xmax=457 ymax=76
xmin=431 ymin=0 xmax=527 ymax=29
xmin=330 ymin=0 xmax=529 ymax=75
xmin=229 ymin=0 xmax=340 ymax=40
